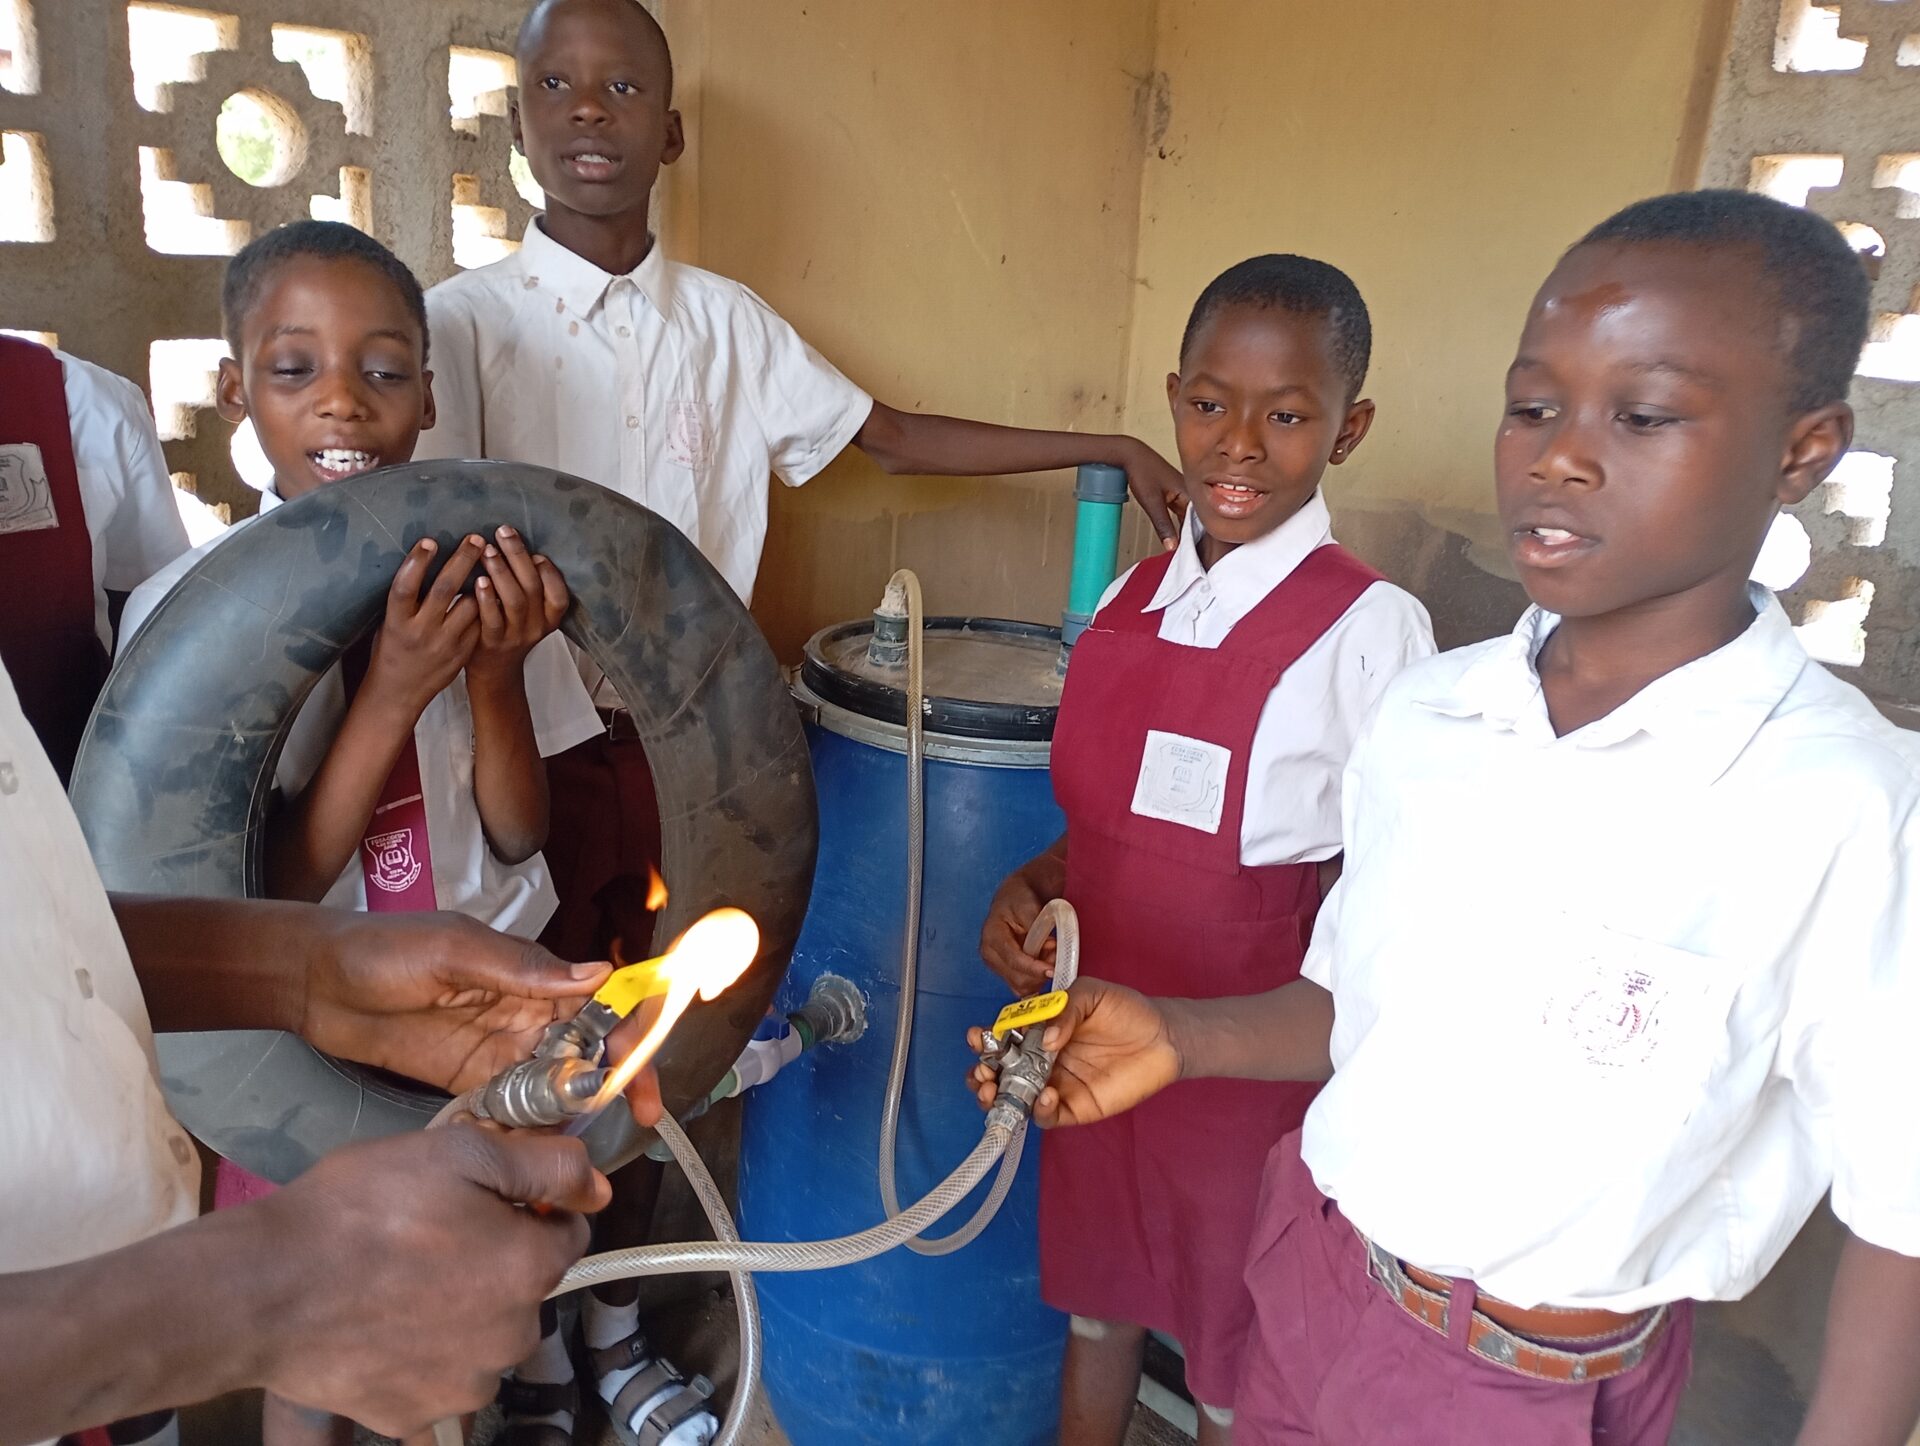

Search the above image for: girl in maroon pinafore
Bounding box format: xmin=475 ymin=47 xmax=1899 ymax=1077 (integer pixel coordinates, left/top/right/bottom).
xmin=980 ymin=256 xmax=1432 ymax=1443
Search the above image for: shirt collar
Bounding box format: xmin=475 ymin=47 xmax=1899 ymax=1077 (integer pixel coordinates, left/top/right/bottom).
xmin=516 ymin=219 xmax=674 ymax=322
xmin=1144 ymin=489 xmax=1336 ymax=615
xmin=258 ymin=486 xmax=284 ymax=513
xmin=1414 ymin=582 xmax=1809 ymax=782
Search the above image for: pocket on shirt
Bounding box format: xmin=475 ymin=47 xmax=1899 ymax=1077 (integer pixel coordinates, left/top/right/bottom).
xmin=1479 ymin=911 xmax=1744 ymax=1123
xmin=667 ymin=400 xmax=713 ymax=472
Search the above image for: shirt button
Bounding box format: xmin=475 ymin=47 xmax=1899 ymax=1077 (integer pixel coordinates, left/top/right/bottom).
xmin=618 ymin=325 xmax=631 ymax=338
xmin=169 ymin=1135 xmax=194 ymax=1167
xmin=0 ymin=760 xmax=14 ymax=794
xmin=626 ymin=416 xmax=640 ymax=429
xmin=74 ymin=967 xmax=93 ymax=999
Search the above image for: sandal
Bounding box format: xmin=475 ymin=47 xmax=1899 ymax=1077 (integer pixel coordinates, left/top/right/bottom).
xmin=495 ymin=1375 xmax=579 ymax=1446
xmin=588 ymin=1332 xmax=719 ymax=1446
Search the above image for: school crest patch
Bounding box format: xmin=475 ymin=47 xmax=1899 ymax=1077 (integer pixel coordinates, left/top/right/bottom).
xmin=365 ymin=827 xmax=423 ymax=894
xmin=0 ymin=443 xmax=59 ymax=536
xmin=667 ymin=400 xmax=713 ymax=469
xmin=1130 ymin=728 xmax=1230 ymax=834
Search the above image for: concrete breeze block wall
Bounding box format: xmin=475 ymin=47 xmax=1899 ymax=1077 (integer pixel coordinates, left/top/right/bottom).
xmin=0 ymin=0 xmax=537 ymax=519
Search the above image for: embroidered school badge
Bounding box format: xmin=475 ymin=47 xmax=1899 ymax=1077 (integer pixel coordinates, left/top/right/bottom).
xmin=0 ymin=443 xmax=59 ymax=536
xmin=365 ymin=827 xmax=424 ymax=893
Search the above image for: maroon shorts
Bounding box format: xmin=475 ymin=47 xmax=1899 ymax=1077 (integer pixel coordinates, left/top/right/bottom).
xmin=1235 ymin=1133 xmax=1694 ymax=1446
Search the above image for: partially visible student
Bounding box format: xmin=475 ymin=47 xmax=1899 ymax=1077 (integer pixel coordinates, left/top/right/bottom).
xmin=980 ymin=255 xmax=1432 ymax=1444
xmin=120 ymin=219 xmax=601 ymax=1446
xmin=415 ymin=4 xmax=1188 ymax=1439
xmin=974 ymin=191 xmax=1920 ymax=1446
xmin=0 ymin=336 xmax=189 ymax=783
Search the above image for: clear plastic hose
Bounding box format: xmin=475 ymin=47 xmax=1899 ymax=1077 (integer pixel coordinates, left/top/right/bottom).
xmin=873 ymin=568 xmax=1026 ymax=1256
xmin=555 ymin=1116 xmax=1020 ymax=1289
xmin=649 ymin=1110 xmax=760 ymax=1446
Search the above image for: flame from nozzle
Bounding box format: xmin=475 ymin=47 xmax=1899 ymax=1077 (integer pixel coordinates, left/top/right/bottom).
xmin=646 ymin=865 xmax=669 ymax=912
xmin=588 ymin=907 xmax=760 ymax=1115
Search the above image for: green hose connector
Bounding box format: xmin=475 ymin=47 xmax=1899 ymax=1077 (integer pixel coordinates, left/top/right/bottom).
xmin=1063 ymin=462 xmax=1128 ymax=649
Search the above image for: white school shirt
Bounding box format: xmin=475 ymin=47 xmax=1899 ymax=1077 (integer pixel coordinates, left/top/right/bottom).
xmin=418 ymin=221 xmax=874 ymax=606
xmin=1094 ymin=491 xmax=1434 ymax=865
xmin=119 ymin=490 xmax=603 ymax=938
xmin=56 ymin=349 xmax=192 ymax=648
xmin=0 ymin=658 xmax=200 ymax=1288
xmin=1299 ymin=585 xmax=1920 ymax=1311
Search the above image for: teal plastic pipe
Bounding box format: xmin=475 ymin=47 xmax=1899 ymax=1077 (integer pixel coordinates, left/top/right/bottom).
xmin=1062 ymin=462 xmax=1128 ymax=648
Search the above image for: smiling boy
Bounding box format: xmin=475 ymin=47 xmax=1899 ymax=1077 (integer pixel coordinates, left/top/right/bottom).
xmin=973 ymin=191 xmax=1920 ymax=1445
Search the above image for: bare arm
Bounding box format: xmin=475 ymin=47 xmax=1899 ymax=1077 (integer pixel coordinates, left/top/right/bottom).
xmin=0 ymin=1129 xmax=603 ymax=1445
xmin=855 ymin=400 xmax=1184 ymax=547
xmin=1164 ymin=981 xmax=1337 ymax=1085
xmin=464 ymin=528 xmax=571 ymax=865
xmin=970 ymin=976 xmax=1335 ymax=1129
xmin=1795 ymin=1233 xmax=1920 ymax=1446
xmin=266 ymin=537 xmax=485 ymax=900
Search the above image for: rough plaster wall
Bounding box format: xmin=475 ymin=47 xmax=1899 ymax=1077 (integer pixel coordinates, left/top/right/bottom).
xmin=0 ymin=0 xmax=537 ymax=519
xmin=1686 ymin=5 xmax=1920 ymax=1440
xmin=688 ymin=0 xmax=1162 ymax=661
xmin=1120 ymin=0 xmax=1735 ymax=652
xmin=1700 ymin=0 xmax=1920 ymax=709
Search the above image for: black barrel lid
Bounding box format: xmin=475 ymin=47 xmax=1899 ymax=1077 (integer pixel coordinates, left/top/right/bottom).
xmin=801 ymin=616 xmax=1064 ymax=741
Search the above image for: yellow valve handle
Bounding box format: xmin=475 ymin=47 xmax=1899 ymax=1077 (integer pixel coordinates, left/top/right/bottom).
xmin=992 ymin=989 xmax=1068 ymax=1040
xmin=591 ymin=955 xmax=674 ymax=1018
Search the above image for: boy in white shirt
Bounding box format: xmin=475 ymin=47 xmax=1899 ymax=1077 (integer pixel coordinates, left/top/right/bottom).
xmin=420 ymin=3 xmax=1188 ymax=1438
xmin=120 ymin=219 xmax=600 ymax=1446
xmin=0 ymin=337 xmax=189 ymax=782
xmin=975 ymin=191 xmax=1920 ymax=1445
xmin=978 ymin=255 xmax=1432 ymax=1444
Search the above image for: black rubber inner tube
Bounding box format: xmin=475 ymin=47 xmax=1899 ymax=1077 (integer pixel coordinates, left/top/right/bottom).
xmin=70 ymin=461 xmax=819 ymax=1178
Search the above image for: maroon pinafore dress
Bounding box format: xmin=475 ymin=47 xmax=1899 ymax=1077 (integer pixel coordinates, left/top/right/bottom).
xmin=1041 ymin=543 xmax=1381 ymax=1406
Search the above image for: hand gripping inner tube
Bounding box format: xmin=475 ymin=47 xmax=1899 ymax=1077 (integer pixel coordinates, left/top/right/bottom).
xmin=69 ymin=461 xmax=819 ymax=1179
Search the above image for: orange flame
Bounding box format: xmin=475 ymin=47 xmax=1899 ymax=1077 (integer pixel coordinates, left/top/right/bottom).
xmin=646 ymin=864 xmax=669 ymax=912
xmin=589 ymin=907 xmax=760 ymax=1113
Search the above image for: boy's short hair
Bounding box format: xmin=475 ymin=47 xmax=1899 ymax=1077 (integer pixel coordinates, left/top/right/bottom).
xmin=1575 ymin=190 xmax=1870 ymax=412
xmin=517 ymin=0 xmax=673 ymax=101
xmin=1180 ymin=254 xmax=1373 ymax=401
xmin=222 ymin=220 xmax=430 ymax=363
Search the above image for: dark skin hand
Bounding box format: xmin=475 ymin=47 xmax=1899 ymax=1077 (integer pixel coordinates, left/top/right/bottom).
xmin=110 ymin=895 xmax=613 ymax=1092
xmin=466 ymin=524 xmax=572 ymax=864
xmin=0 ymin=1127 xmax=606 ymax=1443
xmin=967 ymin=976 xmax=1335 ymax=1128
xmin=979 ymin=833 xmax=1066 ymax=995
xmin=1 ymin=898 xmax=630 ymax=1442
xmin=512 ymin=0 xmax=1185 ymax=546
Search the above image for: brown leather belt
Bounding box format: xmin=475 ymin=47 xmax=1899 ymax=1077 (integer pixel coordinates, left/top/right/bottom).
xmin=1363 ymin=1236 xmax=1669 ymax=1384
xmin=598 ymin=706 xmax=643 ymax=743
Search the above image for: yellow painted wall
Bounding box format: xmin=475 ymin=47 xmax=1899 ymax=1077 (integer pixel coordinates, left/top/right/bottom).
xmin=1122 ymin=0 xmax=1733 ymax=639
xmin=663 ymin=0 xmax=1162 ymax=660
xmin=659 ymin=1 xmax=1730 ymax=658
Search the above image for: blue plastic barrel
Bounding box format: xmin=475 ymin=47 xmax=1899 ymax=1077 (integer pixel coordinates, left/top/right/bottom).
xmin=739 ymin=618 xmax=1067 ymax=1446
